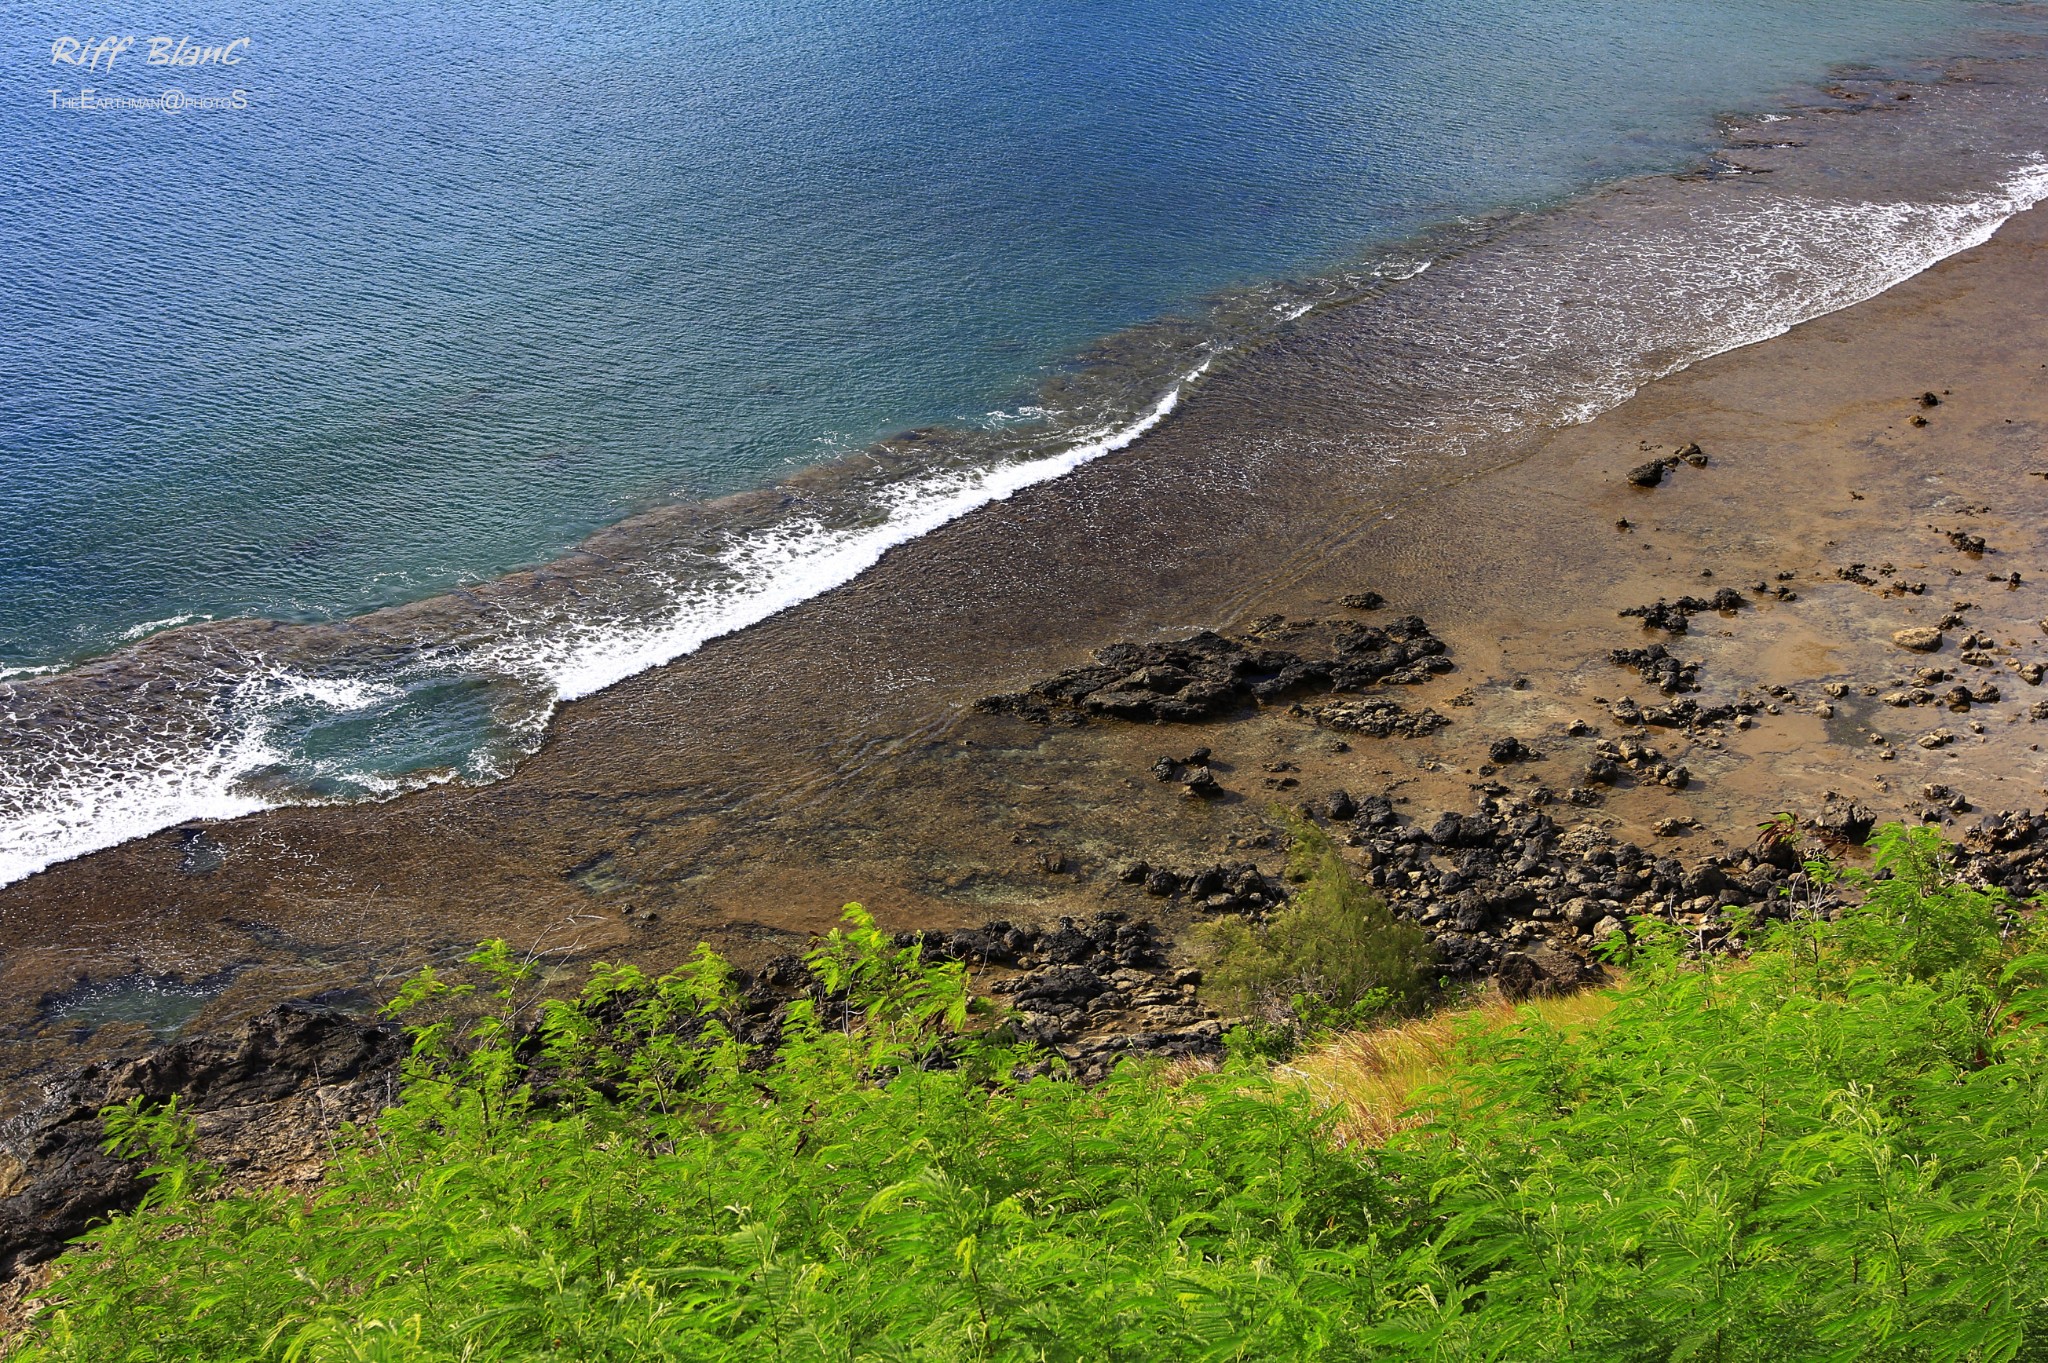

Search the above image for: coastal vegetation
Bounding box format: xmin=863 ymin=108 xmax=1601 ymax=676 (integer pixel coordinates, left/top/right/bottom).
xmin=12 ymin=824 xmax=2048 ymax=1361
xmin=1192 ymin=812 xmax=1435 ymax=1045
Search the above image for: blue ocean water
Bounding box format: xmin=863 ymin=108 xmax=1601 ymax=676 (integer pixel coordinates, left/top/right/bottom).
xmin=0 ymin=0 xmax=2017 ymax=666
xmin=2 ymin=0 xmax=2045 ymax=885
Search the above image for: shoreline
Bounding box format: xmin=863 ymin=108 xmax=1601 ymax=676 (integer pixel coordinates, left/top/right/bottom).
xmin=9 ymin=37 xmax=2048 ymax=890
xmin=9 ymin=48 xmax=2048 ymax=1102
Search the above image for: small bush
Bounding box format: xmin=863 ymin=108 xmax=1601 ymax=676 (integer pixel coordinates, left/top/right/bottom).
xmin=1195 ymin=812 xmax=1434 ymax=1043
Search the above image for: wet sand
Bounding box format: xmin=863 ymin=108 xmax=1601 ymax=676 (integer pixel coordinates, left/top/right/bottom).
xmin=7 ymin=101 xmax=2048 ymax=1096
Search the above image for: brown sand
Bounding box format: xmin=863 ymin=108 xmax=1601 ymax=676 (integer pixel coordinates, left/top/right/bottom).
xmin=6 ymin=181 xmax=2048 ymax=1094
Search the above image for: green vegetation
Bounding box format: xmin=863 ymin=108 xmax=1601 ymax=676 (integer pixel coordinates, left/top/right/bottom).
xmin=14 ymin=825 xmax=2048 ymax=1361
xmin=1193 ymin=812 xmax=1434 ymax=1042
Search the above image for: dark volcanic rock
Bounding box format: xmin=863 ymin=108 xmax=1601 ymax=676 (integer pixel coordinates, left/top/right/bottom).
xmin=1013 ymin=966 xmax=1111 ymax=1010
xmin=1811 ymin=799 xmax=1878 ymax=846
xmin=0 ymin=1004 xmax=404 ymax=1280
xmin=1 ymin=903 xmax=1246 ymax=1287
xmin=975 ymin=616 xmax=1451 ymax=725
xmin=1353 ymin=794 xmax=1397 ymax=828
xmin=1951 ymin=810 xmax=2048 ymax=900
xmin=1487 ymin=736 xmax=1538 ymax=764
xmin=1610 ymin=694 xmax=1743 ymax=732
xmin=1945 ymin=530 xmax=1988 ymax=555
xmin=1307 ymin=697 xmax=1451 ymax=738
xmin=1611 ymin=644 xmax=1702 ymax=694
xmin=964 ymin=914 xmax=1225 ymax=1082
xmin=1494 ymin=946 xmax=1604 ymax=1000
xmin=1339 ymin=792 xmax=1842 ymax=984
xmin=1427 ymin=812 xmax=1494 ymax=848
xmin=1620 ymin=589 xmax=1745 ymax=635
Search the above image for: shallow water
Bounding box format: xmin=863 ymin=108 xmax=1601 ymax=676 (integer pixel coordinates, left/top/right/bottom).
xmin=3 ymin=0 xmax=2046 ymax=886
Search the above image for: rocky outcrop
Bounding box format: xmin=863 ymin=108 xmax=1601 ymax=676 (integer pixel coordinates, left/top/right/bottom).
xmin=903 ymin=915 xmax=1223 ymax=1081
xmin=1304 ymin=697 xmax=1451 ymax=738
xmin=0 ymin=1004 xmax=404 ymax=1280
xmin=1320 ymin=794 xmax=1851 ymax=981
xmin=976 ymin=614 xmax=1452 ymax=724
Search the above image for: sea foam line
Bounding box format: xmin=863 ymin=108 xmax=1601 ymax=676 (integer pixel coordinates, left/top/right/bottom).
xmin=488 ymin=158 xmax=2048 ymax=725
xmin=1689 ymin=157 xmax=2048 ymax=368
xmin=484 ymin=356 xmax=1218 ymax=704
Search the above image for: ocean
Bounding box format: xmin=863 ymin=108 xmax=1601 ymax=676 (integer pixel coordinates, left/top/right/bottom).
xmin=3 ymin=0 xmax=2046 ymax=887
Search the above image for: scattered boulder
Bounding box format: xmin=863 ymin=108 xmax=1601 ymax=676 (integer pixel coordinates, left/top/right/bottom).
xmin=1923 ymin=784 xmax=1969 ymax=814
xmin=1944 ymin=530 xmax=1989 ymax=556
xmin=1892 ymin=627 xmax=1945 ymax=652
xmin=1611 ymin=644 xmax=1701 ymax=694
xmin=1353 ymin=794 xmax=1397 ymax=828
xmin=1811 ymin=800 xmax=1877 ymax=845
xmin=1627 ymin=447 xmax=1706 ymax=486
xmin=1493 ymin=946 xmax=1603 ymax=1000
xmin=1620 ymin=589 xmax=1744 ymax=634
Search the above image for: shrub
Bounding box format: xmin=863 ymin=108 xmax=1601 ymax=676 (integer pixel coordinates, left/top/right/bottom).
xmin=1195 ymin=812 xmax=1434 ymax=1041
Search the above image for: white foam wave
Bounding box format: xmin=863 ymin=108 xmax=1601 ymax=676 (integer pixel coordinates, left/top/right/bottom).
xmin=118 ymin=612 xmax=207 ymax=641
xmin=0 ymin=713 xmax=281 ymax=888
xmin=0 ymin=364 xmax=1212 ymax=888
xmin=469 ymin=145 xmax=2043 ymax=712
xmin=1692 ymin=158 xmax=2048 ymax=365
xmin=1264 ymin=156 xmax=2048 ymax=469
xmin=0 ymin=662 xmax=414 ymax=886
xmin=483 ymin=359 xmax=1214 ymax=704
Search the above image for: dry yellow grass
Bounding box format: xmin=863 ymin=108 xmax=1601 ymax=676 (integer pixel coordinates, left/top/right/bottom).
xmin=1279 ymin=984 xmax=1620 ymax=1145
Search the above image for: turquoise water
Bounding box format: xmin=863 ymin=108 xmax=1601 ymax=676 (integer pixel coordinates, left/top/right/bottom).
xmin=2 ymin=0 xmax=2043 ymax=884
